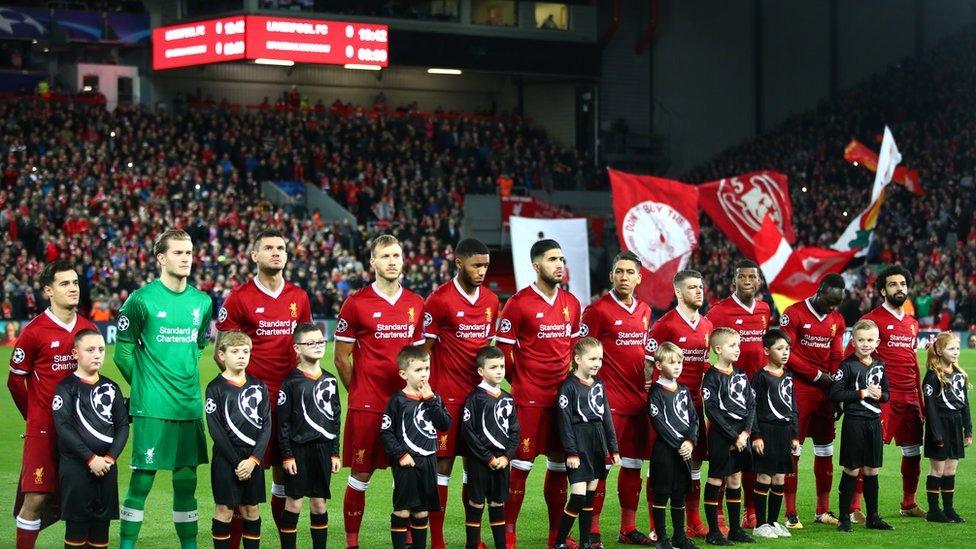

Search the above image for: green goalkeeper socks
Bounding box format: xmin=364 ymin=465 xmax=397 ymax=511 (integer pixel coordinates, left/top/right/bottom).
xmin=173 ymin=467 xmax=199 ymax=548
xmin=120 ymin=469 xmax=157 ymax=546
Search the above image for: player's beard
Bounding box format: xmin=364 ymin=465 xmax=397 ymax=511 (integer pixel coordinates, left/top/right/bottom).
xmin=540 ymin=270 xmax=562 ymax=287
xmin=885 ymin=292 xmax=908 ymax=308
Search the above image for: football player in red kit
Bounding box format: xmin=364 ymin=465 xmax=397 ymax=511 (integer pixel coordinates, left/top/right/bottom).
xmin=496 ymin=239 xmax=582 ymax=548
xmin=581 ymin=251 xmax=654 ymax=546
xmin=8 ymin=260 xmax=97 ymax=549
xmin=215 ymin=228 xmax=312 ymax=544
xmin=334 ymin=235 xmax=426 ymax=548
xmin=643 ymin=270 xmax=713 ymax=538
xmin=423 ymin=238 xmax=499 ymax=549
xmin=705 ymin=260 xmax=771 ymax=528
xmin=852 ymin=265 xmax=926 ymax=518
xmin=777 ymin=274 xmax=846 ymax=529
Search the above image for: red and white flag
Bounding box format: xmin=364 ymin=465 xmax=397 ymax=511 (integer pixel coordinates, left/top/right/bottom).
xmin=753 ymin=216 xmax=856 ymax=310
xmin=844 ymin=138 xmax=922 ymax=196
xmin=698 ymin=170 xmax=796 ymax=256
xmin=608 ymin=168 xmax=700 ymax=309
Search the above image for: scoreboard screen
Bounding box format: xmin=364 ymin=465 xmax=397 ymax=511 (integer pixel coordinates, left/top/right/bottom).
xmin=152 ymin=15 xmax=389 ymax=70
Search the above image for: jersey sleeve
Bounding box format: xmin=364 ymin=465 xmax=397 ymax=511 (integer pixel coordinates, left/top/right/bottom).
xmin=427 ymin=394 xmax=452 ymax=430
xmin=116 ymin=293 xmax=148 ymax=384
xmin=52 ymin=382 xmax=95 ymax=463
xmin=647 ymin=389 xmax=673 ymax=448
xmin=744 ymin=372 xmax=756 ymax=435
xmin=423 ymin=293 xmax=447 ymax=340
xmin=300 ymin=290 xmax=313 ymax=324
xmin=750 ymin=374 xmax=766 ymax=439
xmin=963 ymin=383 xmax=973 ymax=438
xmin=277 ymin=381 xmax=295 ymax=463
xmin=828 ymin=360 xmax=858 ymax=403
xmin=643 ymin=320 xmax=668 ymax=362
xmin=555 ymin=382 xmax=579 ymax=457
xmin=197 ymin=300 xmax=214 ymax=350
xmin=379 ymin=397 xmax=406 ymax=460
xmin=581 ymin=304 xmax=602 ymax=341
xmin=333 ymin=297 xmax=358 ymax=343
xmin=215 ymin=290 xmax=242 ymax=332
xmin=828 ymin=318 xmax=846 ymax=372
xmin=570 ymin=300 xmax=583 ymax=339
xmin=411 ymin=301 xmax=426 ymax=346
xmin=506 ymin=397 xmax=521 ymax=459
xmin=487 ymin=295 xmax=501 ymax=341
xmin=600 ymin=382 xmax=619 ymax=455
xmin=686 ymin=391 xmax=700 ymax=446
xmin=107 ymin=381 xmax=130 ymax=460
xmin=495 ymin=297 xmax=520 ymax=346
xmin=205 ymin=383 xmax=243 ymax=465
xmin=922 ymin=372 xmax=945 ymax=444
xmin=8 ymin=327 xmax=34 ymax=376
xmin=461 ymin=395 xmax=491 ymax=463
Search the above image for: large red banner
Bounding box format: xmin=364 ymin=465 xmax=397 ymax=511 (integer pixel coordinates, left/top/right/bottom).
xmin=698 ymin=171 xmax=796 ymax=260
xmin=152 ymin=16 xmax=389 ymax=70
xmin=608 ymin=169 xmax=700 ymax=310
xmin=500 ymin=196 xmax=573 ymax=226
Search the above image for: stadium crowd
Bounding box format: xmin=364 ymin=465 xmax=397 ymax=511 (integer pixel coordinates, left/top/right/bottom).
xmin=0 ymin=90 xmax=589 ymax=322
xmin=685 ymin=31 xmax=976 ymax=330
xmin=3 ymin=32 xmax=976 ymax=333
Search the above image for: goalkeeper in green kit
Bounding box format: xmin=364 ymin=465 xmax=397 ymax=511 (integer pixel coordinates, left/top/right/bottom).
xmin=116 ymin=229 xmax=214 ymax=548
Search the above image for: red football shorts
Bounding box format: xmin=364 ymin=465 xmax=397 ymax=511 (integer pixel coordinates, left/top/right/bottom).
xmin=612 ymin=413 xmax=654 ymax=460
xmin=435 ymin=404 xmax=467 ymax=458
xmin=796 ymin=391 xmax=836 ymax=443
xmin=20 ymin=434 xmax=59 ymax=493
xmin=342 ymin=409 xmax=391 ymax=473
xmin=513 ymin=405 xmax=562 ymax=461
xmin=881 ymin=399 xmax=923 ymax=446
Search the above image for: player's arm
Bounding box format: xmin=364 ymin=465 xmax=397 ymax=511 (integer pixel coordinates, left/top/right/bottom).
xmin=922 ymin=373 xmax=946 ymax=444
xmin=647 ymin=389 xmax=672 ymax=448
xmin=7 ymin=370 xmax=28 ymax=419
xmin=250 ymin=384 xmax=273 ymax=463
xmin=115 ymin=295 xmax=147 ymax=384
xmin=962 ymin=381 xmax=973 ymax=439
xmin=828 ymin=361 xmax=858 ymax=403
xmin=7 ymin=330 xmax=34 ymax=419
xmin=702 ymin=372 xmax=738 ymax=440
xmin=213 ymin=294 xmax=241 ymax=367
xmin=743 ymin=372 xmax=757 ymax=436
xmin=495 ymin=298 xmax=520 ymax=378
xmin=422 ymin=294 xmax=443 ymax=353
xmin=330 ymin=379 xmax=342 ymax=457
xmin=878 ymin=366 xmax=891 ymax=404
xmin=379 ymin=398 xmax=407 ymax=462
xmin=277 ymin=383 xmax=295 ymax=465
xmin=52 ymin=384 xmax=96 ymax=463
xmin=749 ymin=375 xmax=764 ymax=440
xmin=788 ymin=374 xmax=800 ymax=440
xmin=460 ymin=398 xmax=494 ymax=464
xmin=205 ymin=385 xmax=245 ymax=465
xmin=334 ymin=341 xmax=355 ymax=389
xmin=556 ymin=384 xmax=580 ymax=458
xmin=686 ymin=392 xmax=700 ymax=447
xmin=196 ymin=301 xmax=214 ymax=358
xmin=107 ymin=382 xmax=130 ymax=461
xmin=780 ymin=316 xmax=823 ymax=384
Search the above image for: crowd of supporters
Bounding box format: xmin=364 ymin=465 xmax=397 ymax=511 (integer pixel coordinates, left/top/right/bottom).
xmin=685 ymin=31 xmax=976 ymax=330
xmin=0 ymin=90 xmax=587 ymax=322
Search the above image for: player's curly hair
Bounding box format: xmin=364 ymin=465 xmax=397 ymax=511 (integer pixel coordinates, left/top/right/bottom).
xmin=926 ymin=331 xmax=967 ymax=386
xmin=570 ymin=337 xmax=602 ymax=372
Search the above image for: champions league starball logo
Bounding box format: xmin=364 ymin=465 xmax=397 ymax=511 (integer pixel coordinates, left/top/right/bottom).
xmin=91 ymin=383 xmax=117 ymax=422
xmin=866 ymin=365 xmax=884 ymax=389
xmin=579 ymin=323 xmax=589 ymax=338
xmin=588 ymin=384 xmax=605 ymax=416
xmin=621 ymin=201 xmax=696 ymax=272
xmin=277 ymin=390 xmax=287 ymax=406
xmin=779 ymin=377 xmax=794 ymax=407
xmin=424 ymin=312 xmax=433 ymax=329
xmin=52 ymin=395 xmax=63 ymax=411
xmin=336 ymin=318 xmax=348 ymax=333
xmin=463 ymin=407 xmax=471 ymax=422
xmin=674 ymin=390 xmax=690 ymax=424
xmin=925 ymin=384 xmax=934 ymax=397
xmin=833 ymin=369 xmax=844 ymax=381
xmin=495 ymin=398 xmax=515 ymax=433
xmin=644 ymin=337 xmax=658 ymax=354
xmin=218 ymin=307 xmax=228 ymax=323
xmin=313 ymin=378 xmax=338 ymax=420
xmin=118 ymin=315 xmax=130 ymax=331
xmin=558 ymin=394 xmax=569 ymax=409
xmin=206 ymin=398 xmax=217 ymax=414
xmin=729 ymin=373 xmax=749 ymax=409
xmin=952 ymin=373 xmax=966 ymax=402
xmin=239 ymin=385 xmax=264 ymax=427
xmin=702 ymin=388 xmax=711 ymax=401
xmin=414 ymin=405 xmax=437 ymax=439
xmin=381 ymin=414 xmax=392 ymax=430
xmin=500 ymin=319 xmax=512 ymax=334
xmin=649 ymin=403 xmax=659 ymax=417
xmin=12 ymin=347 xmax=25 ymax=364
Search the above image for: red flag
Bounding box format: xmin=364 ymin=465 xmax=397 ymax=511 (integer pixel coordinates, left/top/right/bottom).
xmin=608 ymin=168 xmax=700 ymax=309
xmin=753 ymin=215 xmax=855 ymax=303
xmin=844 ymin=139 xmax=923 ymax=196
xmin=500 ymin=195 xmax=573 ymax=227
xmin=698 ymin=171 xmax=796 ymax=257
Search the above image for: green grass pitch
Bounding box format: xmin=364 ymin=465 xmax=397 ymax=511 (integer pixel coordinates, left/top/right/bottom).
xmin=1 ymin=346 xmax=974 ymax=548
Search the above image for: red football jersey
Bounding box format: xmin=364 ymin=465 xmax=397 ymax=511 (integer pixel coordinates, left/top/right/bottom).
xmin=643 ymin=308 xmax=713 ymax=405
xmin=858 ymin=304 xmax=921 ymax=397
xmin=706 ymin=294 xmax=771 ymax=378
xmin=334 ymin=283 xmax=426 ymax=411
xmin=8 ymin=309 xmax=98 ymax=436
xmin=496 ymin=284 xmax=582 ymax=408
xmin=215 ymin=278 xmax=312 ymax=398
xmin=779 ymin=299 xmax=845 ymax=394
xmin=582 ymin=292 xmax=651 ymax=415
xmin=424 ymin=278 xmax=500 ymax=405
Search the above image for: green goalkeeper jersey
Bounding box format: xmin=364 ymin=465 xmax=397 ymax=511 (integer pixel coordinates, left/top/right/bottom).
xmin=116 ymin=279 xmax=213 ymax=420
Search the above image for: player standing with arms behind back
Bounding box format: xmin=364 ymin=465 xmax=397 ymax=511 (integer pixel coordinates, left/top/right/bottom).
xmin=116 ymin=229 xmax=214 ymax=549
xmin=214 ymin=228 xmax=312 ymax=543
xmin=581 ymin=251 xmax=655 ymax=546
xmin=497 ymin=239 xmax=582 ymax=548
xmin=705 ymin=260 xmax=770 ymax=529
xmin=853 ymin=265 xmax=925 ymax=518
xmin=334 ymin=234 xmax=426 ymax=549
xmin=9 ymin=260 xmax=97 ymax=549
xmin=777 ymin=274 xmax=846 ymax=529
xmin=643 ymin=270 xmax=713 ymax=538
xmin=423 ymin=238 xmax=499 ymax=549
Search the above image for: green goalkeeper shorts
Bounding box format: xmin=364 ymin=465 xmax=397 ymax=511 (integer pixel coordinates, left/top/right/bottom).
xmin=131 ymin=417 xmax=208 ymax=470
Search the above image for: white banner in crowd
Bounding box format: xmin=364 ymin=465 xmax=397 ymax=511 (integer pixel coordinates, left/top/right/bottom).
xmin=510 ymin=216 xmax=591 ymax=305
